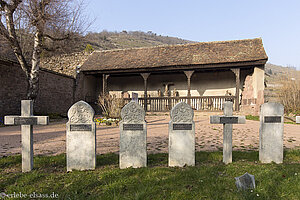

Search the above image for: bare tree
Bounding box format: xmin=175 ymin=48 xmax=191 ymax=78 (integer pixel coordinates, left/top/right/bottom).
xmin=0 ymin=0 xmax=88 ymax=100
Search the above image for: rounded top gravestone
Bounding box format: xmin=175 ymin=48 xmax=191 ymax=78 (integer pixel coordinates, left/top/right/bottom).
xmin=121 ymin=101 xmax=145 ymax=123
xmin=170 ymin=102 xmax=193 ymax=123
xmin=260 ymin=102 xmax=284 ymax=116
xmin=68 ymin=101 xmax=95 ymax=124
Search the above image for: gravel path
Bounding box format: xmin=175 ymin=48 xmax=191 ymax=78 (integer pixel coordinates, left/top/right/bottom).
xmin=0 ymin=112 xmax=299 ymax=157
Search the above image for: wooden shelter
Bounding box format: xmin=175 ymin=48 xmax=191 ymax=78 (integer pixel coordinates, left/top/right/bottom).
xmin=79 ymin=38 xmax=268 ymax=113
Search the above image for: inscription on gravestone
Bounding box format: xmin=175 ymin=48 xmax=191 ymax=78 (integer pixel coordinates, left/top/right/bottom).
xmin=123 ymin=124 xmax=143 ymax=131
xmin=70 ymin=124 xmax=92 ymax=131
xmin=173 ymin=123 xmax=192 ymax=130
xmin=264 ymin=116 xmax=281 ymax=123
xmin=220 ymin=116 xmax=238 ymax=124
xmin=14 ymin=117 xmax=38 ymax=125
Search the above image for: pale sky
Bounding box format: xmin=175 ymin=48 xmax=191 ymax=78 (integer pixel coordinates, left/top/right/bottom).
xmin=86 ymin=0 xmax=300 ymax=70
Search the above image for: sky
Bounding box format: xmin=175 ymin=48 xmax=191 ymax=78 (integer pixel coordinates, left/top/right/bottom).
xmin=85 ymin=0 xmax=300 ymax=70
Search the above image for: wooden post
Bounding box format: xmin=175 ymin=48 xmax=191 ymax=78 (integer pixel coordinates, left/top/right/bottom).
xmin=102 ymin=74 xmax=110 ymax=95
xmin=184 ymin=71 xmax=194 ymax=106
xmin=141 ymin=73 xmax=150 ymax=111
xmin=231 ymin=68 xmax=240 ymax=111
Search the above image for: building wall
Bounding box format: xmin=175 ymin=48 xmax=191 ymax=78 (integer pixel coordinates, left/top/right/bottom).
xmin=0 ymin=62 xmax=75 ymax=119
xmin=105 ymin=70 xmax=245 ymax=99
xmin=241 ymin=65 xmax=265 ymax=115
xmin=35 ymin=69 xmax=75 ymax=115
xmin=0 ymin=62 xmax=27 ymax=118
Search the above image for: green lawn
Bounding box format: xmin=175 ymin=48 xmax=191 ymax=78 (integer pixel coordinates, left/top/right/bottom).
xmin=246 ymin=115 xmax=300 ymax=125
xmin=1 ymin=151 xmax=300 ymax=199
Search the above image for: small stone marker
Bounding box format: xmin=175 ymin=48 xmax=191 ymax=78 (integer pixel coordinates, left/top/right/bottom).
xmin=259 ymin=102 xmax=284 ymax=164
xmin=210 ymin=101 xmax=245 ymax=164
xmin=169 ymin=102 xmax=195 ymax=167
xmin=4 ymin=100 xmax=49 ymax=172
xmin=296 ymin=116 xmax=300 ymax=124
xmin=66 ymin=101 xmax=96 ymax=171
xmin=119 ymin=101 xmax=147 ymax=169
xmin=132 ymin=92 xmax=138 ymax=103
xmin=235 ymin=172 xmax=255 ymax=190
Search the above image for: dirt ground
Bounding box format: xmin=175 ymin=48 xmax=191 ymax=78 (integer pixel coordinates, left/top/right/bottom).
xmin=0 ymin=112 xmax=299 ymax=157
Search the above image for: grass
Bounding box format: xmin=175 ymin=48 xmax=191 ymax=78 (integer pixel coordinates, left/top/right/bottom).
xmin=246 ymin=115 xmax=300 ymax=125
xmin=1 ymin=151 xmax=300 ymax=199
xmin=246 ymin=115 xmax=260 ymax=121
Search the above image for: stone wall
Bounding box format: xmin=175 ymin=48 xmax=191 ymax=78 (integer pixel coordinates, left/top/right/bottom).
xmin=35 ymin=68 xmax=75 ymax=115
xmin=40 ymin=51 xmax=90 ymax=77
xmin=0 ymin=61 xmax=27 ymax=118
xmin=240 ymin=65 xmax=265 ymax=115
xmin=0 ymin=61 xmax=76 ymax=119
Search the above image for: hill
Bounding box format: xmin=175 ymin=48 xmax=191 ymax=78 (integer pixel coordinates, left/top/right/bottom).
xmin=82 ymin=30 xmax=194 ymax=51
xmin=264 ymin=63 xmax=300 ymax=103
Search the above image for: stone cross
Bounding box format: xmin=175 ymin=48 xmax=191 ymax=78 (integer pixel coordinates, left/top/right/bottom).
xmin=119 ymin=101 xmax=147 ymax=169
xmin=210 ymin=101 xmax=245 ymax=164
xmin=4 ymin=100 xmax=49 ymax=172
xmin=296 ymin=116 xmax=300 ymax=124
xmin=169 ymin=102 xmax=195 ymax=167
xmin=66 ymin=101 xmax=96 ymax=171
xmin=259 ymin=102 xmax=284 ymax=164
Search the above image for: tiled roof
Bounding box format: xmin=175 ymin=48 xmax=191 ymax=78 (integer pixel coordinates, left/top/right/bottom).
xmin=81 ymin=38 xmax=268 ymax=72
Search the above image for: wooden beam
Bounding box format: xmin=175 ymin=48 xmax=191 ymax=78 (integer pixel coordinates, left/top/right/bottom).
xmin=184 ymin=70 xmax=194 ymax=106
xmin=230 ymin=68 xmax=240 ymax=111
xmin=141 ymin=73 xmax=150 ymax=111
xmin=102 ymin=74 xmax=110 ymax=95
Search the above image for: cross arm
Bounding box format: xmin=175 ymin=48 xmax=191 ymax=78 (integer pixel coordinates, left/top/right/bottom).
xmin=4 ymin=116 xmax=49 ymax=125
xmin=210 ymin=115 xmax=246 ymax=124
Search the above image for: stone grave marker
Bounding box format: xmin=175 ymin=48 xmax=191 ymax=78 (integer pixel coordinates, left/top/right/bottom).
xmin=66 ymin=101 xmax=96 ymax=171
xmin=169 ymin=102 xmax=195 ymax=167
xmin=259 ymin=102 xmax=284 ymax=164
xmin=296 ymin=116 xmax=300 ymax=124
xmin=235 ymin=172 xmax=255 ymax=190
xmin=132 ymin=92 xmax=138 ymax=103
xmin=119 ymin=101 xmax=147 ymax=169
xmin=210 ymin=101 xmax=245 ymax=164
xmin=4 ymin=100 xmax=49 ymax=172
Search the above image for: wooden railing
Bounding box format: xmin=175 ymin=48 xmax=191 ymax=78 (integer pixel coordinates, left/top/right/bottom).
xmin=124 ymin=96 xmax=236 ymax=111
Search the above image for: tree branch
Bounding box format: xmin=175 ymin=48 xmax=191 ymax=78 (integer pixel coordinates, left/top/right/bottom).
xmin=9 ymin=0 xmax=22 ymax=12
xmin=0 ymin=18 xmax=9 ymax=39
xmin=0 ymin=0 xmax=7 ymax=8
xmin=44 ymin=33 xmax=70 ymax=41
xmin=41 ymin=44 xmax=61 ymax=52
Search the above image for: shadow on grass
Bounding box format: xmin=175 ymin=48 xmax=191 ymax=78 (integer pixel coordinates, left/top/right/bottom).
xmin=1 ymin=150 xmax=300 ymax=199
xmin=96 ymin=153 xmax=119 ymax=168
xmin=0 ymin=155 xmax=21 ymax=169
xmin=1 ymin=150 xmax=298 ymax=172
